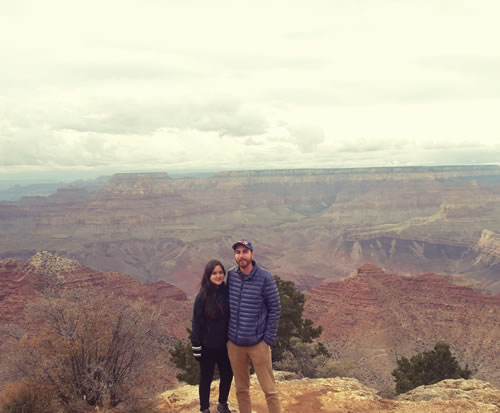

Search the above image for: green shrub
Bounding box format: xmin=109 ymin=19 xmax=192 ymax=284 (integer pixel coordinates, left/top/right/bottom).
xmin=392 ymin=342 xmax=472 ymax=394
xmin=168 ymin=332 xmax=201 ymax=385
xmin=273 ymin=337 xmax=352 ymax=379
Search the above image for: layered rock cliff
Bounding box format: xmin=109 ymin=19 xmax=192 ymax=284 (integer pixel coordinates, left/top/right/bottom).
xmin=1 ymin=165 xmax=500 ymax=295
xmin=304 ymin=264 xmax=500 ymax=392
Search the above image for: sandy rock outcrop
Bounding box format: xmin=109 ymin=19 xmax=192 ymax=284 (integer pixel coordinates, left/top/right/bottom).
xmin=24 ymin=251 xmax=81 ymax=281
xmin=159 ymin=376 xmax=500 ymax=412
xmin=398 ymin=378 xmax=500 ymax=406
xmin=475 ymin=230 xmax=500 ymax=265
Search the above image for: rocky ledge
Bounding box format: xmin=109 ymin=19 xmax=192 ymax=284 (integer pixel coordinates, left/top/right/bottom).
xmin=159 ymin=376 xmax=500 ymax=412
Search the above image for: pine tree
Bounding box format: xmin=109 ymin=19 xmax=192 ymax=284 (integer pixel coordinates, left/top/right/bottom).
xmin=392 ymin=342 xmax=472 ymax=394
xmin=272 ymin=275 xmax=325 ymax=362
xmin=168 ymin=332 xmax=201 ymax=385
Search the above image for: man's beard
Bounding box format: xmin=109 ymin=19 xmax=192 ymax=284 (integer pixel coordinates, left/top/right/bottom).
xmin=238 ymin=258 xmax=250 ymax=268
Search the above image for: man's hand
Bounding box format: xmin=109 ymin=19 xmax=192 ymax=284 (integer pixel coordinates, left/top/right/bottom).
xmin=192 ymin=345 xmax=202 ymax=361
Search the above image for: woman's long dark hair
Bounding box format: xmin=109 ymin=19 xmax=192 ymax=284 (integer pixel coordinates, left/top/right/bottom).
xmin=199 ymin=259 xmax=225 ymax=319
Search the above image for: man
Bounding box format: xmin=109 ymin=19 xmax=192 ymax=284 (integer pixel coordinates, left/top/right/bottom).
xmin=226 ymin=240 xmax=281 ymax=413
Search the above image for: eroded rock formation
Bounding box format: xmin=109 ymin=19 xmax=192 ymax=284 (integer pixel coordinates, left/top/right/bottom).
xmin=304 ymin=264 xmax=500 ymax=392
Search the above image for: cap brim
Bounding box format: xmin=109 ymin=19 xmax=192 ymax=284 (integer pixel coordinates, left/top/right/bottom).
xmin=232 ymin=242 xmax=252 ymax=250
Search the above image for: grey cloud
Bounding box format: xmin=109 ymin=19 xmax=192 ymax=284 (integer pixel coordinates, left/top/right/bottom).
xmin=195 ymin=108 xmax=268 ymax=137
xmin=289 ymin=127 xmax=325 ymax=153
xmin=55 ymin=99 xmax=268 ymax=137
xmin=244 ymin=137 xmax=261 ymax=146
xmin=335 ymin=138 xmax=411 ymax=153
xmin=0 ymin=125 xmax=118 ymax=168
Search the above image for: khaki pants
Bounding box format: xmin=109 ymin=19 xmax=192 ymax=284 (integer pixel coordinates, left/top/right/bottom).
xmin=227 ymin=340 xmax=281 ymax=413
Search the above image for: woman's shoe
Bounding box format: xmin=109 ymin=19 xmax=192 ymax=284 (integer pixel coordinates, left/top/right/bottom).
xmin=217 ymin=402 xmax=232 ymax=413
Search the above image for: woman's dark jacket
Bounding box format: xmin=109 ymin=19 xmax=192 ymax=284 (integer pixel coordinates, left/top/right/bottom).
xmin=190 ymin=283 xmax=230 ymax=349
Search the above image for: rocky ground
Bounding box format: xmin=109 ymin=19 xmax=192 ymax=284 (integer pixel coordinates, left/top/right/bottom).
xmin=159 ymin=375 xmax=500 ymax=413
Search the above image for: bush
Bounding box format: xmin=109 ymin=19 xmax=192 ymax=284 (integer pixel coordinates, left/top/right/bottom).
xmin=169 ymin=332 xmax=201 ymax=385
xmin=6 ymin=289 xmax=169 ymax=412
xmin=0 ymin=381 xmax=54 ymax=413
xmin=273 ymin=337 xmax=352 ymax=379
xmin=392 ymin=342 xmax=472 ymax=394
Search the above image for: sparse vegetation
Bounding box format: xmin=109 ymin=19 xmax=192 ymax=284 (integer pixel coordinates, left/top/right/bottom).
xmin=392 ymin=342 xmax=472 ymax=394
xmin=0 ymin=381 xmax=54 ymax=413
xmin=273 ymin=337 xmax=352 ymax=379
xmin=3 ymin=289 xmax=169 ymax=412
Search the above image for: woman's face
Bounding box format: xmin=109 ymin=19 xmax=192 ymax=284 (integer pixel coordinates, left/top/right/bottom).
xmin=210 ymin=265 xmax=225 ymax=286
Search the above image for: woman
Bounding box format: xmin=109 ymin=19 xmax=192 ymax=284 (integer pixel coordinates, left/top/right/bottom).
xmin=191 ymin=259 xmax=233 ymax=413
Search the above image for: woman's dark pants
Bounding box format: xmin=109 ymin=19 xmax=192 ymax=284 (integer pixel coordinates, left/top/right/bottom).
xmin=199 ymin=346 xmax=233 ymax=411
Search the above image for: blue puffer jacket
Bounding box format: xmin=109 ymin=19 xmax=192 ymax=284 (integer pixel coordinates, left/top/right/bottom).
xmin=227 ymin=261 xmax=281 ymax=346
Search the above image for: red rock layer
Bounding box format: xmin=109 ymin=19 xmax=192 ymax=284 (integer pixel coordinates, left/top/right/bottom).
xmin=0 ymin=253 xmax=191 ymax=340
xmin=304 ymin=264 xmax=500 ymax=392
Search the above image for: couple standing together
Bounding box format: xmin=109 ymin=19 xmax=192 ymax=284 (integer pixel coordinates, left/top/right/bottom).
xmin=190 ymin=240 xmax=282 ymax=413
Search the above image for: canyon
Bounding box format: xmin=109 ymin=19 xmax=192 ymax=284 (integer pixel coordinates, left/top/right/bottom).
xmin=1 ymin=165 xmax=500 ymax=296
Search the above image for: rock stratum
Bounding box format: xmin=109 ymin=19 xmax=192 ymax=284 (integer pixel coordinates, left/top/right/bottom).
xmin=1 ymin=165 xmax=500 ymax=296
xmin=304 ymin=264 xmax=500 ymax=392
xmin=160 ymin=376 xmax=500 ymax=412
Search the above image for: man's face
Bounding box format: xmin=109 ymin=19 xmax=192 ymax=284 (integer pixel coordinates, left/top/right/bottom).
xmin=234 ymin=245 xmax=254 ymax=269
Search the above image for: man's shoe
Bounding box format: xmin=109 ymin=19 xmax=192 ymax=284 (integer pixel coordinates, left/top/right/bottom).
xmin=201 ymin=409 xmax=210 ymax=413
xmin=216 ymin=402 xmax=232 ymax=413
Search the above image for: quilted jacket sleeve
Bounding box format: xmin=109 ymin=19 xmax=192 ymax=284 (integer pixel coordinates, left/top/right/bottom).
xmin=263 ymin=274 xmax=281 ymax=345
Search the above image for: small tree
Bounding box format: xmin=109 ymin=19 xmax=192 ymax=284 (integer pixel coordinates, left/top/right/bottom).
xmin=392 ymin=342 xmax=472 ymax=394
xmin=272 ymin=276 xmax=324 ymax=363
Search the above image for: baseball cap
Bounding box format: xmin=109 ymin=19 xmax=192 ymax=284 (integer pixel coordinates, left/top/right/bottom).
xmin=232 ymin=240 xmax=254 ymax=252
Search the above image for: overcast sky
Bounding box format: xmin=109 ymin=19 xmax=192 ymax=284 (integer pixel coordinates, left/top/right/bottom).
xmin=1 ymin=0 xmax=500 ymax=180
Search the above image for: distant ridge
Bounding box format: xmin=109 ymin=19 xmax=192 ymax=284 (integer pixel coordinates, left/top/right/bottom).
xmin=215 ymin=164 xmax=500 ymax=177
